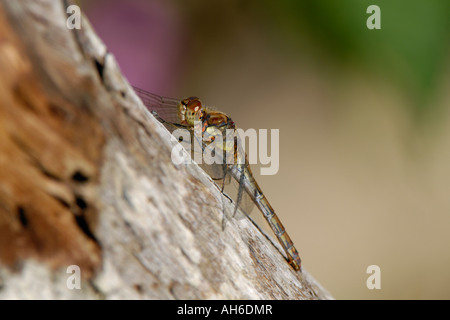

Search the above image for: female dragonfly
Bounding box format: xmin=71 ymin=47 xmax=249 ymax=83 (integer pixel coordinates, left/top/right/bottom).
xmin=133 ymin=86 xmax=302 ymax=272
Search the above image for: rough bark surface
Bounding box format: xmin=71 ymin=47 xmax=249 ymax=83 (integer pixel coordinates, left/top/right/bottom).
xmin=0 ymin=0 xmax=332 ymax=299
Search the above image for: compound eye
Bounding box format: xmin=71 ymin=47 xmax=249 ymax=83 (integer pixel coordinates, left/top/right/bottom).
xmin=186 ymin=99 xmax=202 ymax=112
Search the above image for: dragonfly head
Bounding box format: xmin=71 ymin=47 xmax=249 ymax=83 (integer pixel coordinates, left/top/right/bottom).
xmin=178 ymin=97 xmax=205 ymax=126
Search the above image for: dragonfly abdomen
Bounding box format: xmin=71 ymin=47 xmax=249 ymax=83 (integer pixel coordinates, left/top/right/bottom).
xmin=239 ymin=166 xmax=302 ymax=271
xmin=254 ymin=190 xmax=302 ymax=271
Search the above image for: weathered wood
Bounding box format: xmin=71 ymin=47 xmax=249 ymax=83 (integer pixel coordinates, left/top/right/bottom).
xmin=0 ymin=0 xmax=332 ymax=299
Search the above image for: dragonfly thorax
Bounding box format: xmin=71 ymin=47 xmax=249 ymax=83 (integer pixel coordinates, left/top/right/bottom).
xmin=205 ymin=112 xmax=234 ymax=129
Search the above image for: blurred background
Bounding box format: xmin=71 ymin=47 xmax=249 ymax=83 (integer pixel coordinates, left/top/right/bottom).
xmin=81 ymin=0 xmax=450 ymax=299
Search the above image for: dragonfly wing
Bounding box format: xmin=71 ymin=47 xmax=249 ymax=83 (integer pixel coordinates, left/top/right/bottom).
xmin=221 ymin=172 xmax=254 ymax=219
xmin=198 ymin=162 xmax=230 ymax=182
xmin=199 ymin=129 xmax=254 ymax=218
xmin=133 ymin=86 xmax=181 ymax=124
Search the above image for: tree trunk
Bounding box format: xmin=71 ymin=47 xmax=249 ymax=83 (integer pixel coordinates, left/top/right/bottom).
xmin=0 ymin=0 xmax=332 ymax=299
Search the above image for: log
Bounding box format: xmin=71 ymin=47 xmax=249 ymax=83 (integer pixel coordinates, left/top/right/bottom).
xmin=0 ymin=0 xmax=332 ymax=299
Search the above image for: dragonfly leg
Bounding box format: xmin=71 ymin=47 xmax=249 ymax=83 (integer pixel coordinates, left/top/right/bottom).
xmin=221 ymin=192 xmax=233 ymax=203
xmin=232 ymin=164 xmax=246 ymax=218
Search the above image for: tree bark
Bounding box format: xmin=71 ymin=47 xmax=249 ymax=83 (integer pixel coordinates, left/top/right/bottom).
xmin=0 ymin=0 xmax=332 ymax=299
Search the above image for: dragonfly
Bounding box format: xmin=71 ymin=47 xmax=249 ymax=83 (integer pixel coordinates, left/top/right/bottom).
xmin=132 ymin=86 xmax=302 ymax=272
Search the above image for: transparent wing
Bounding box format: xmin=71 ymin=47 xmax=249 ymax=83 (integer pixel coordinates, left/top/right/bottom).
xmin=225 ymin=177 xmax=255 ymax=217
xmin=132 ymin=86 xmax=181 ymax=124
xmin=198 ymin=133 xmax=255 ymax=219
